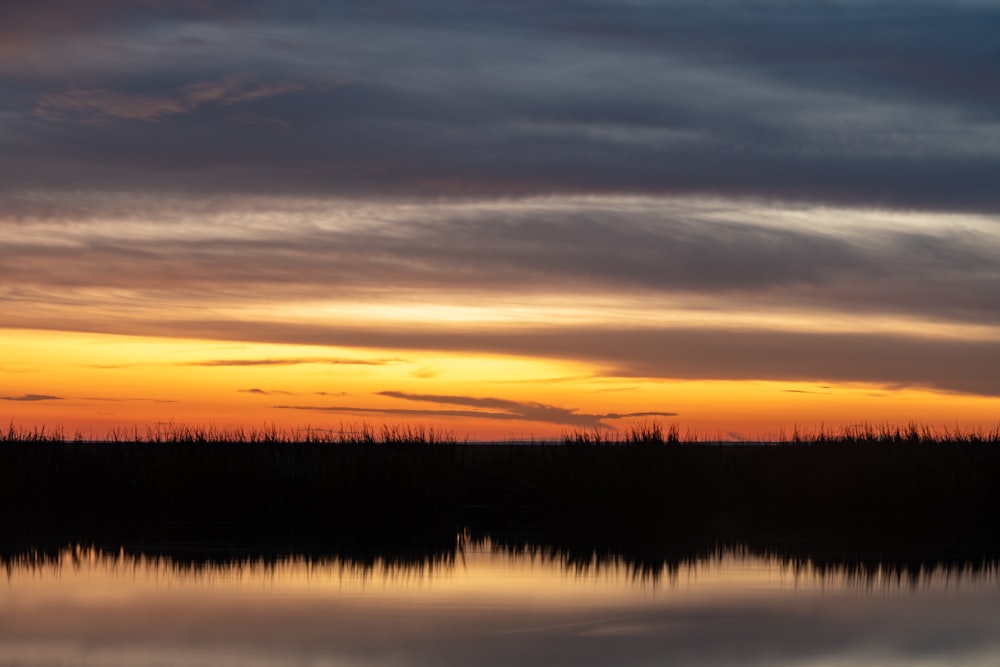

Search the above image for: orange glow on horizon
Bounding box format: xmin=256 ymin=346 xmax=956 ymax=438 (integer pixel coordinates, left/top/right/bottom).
xmin=2 ymin=328 xmax=998 ymax=441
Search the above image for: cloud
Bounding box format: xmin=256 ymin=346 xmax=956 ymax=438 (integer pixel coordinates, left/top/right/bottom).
xmin=4 ymin=201 xmax=998 ymax=399
xmin=239 ymin=388 xmax=292 ymax=396
xmin=276 ymin=403 xmax=540 ymax=424
xmin=186 ymin=357 xmax=400 ymax=367
xmin=34 ymin=73 xmax=308 ymax=123
xmin=82 ymin=396 xmax=180 ymax=403
xmin=3 ymin=196 xmax=998 ymax=331
xmin=1 ymin=394 xmax=62 ymax=401
xmin=3 ymin=2 xmax=1000 ymax=411
xmin=2 ymin=1 xmax=1000 ymax=209
xmin=603 ymin=412 xmax=682 ymax=420
xmin=276 ymin=390 xmax=675 ymax=429
xmin=0 ymin=1 xmax=246 ymax=67
xmin=0 ymin=2 xmax=240 ymax=41
xmin=100 ymin=319 xmax=1000 ymax=399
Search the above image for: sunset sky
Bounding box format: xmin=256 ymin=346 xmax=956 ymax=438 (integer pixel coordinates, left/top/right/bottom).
xmin=2 ymin=0 xmax=999 ymax=440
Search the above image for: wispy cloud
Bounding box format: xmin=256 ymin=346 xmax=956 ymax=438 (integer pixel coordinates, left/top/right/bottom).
xmin=34 ymin=73 xmax=308 ymax=123
xmin=186 ymin=357 xmax=401 ymax=367
xmin=0 ymin=1 xmax=242 ymax=53
xmin=83 ymin=355 xmax=400 ymax=370
xmin=602 ymin=411 xmax=684 ymax=420
xmin=122 ymin=320 xmax=1000 ymax=399
xmin=1 ymin=394 xmax=62 ymax=402
xmin=4 ymin=197 xmax=998 ymax=330
xmin=0 ymin=365 xmax=37 ymax=374
xmin=82 ymin=396 xmax=180 ymax=403
xmin=278 ymin=391 xmax=677 ymax=429
xmin=239 ymin=388 xmax=293 ymax=396
xmin=275 ymin=404 xmax=535 ymax=423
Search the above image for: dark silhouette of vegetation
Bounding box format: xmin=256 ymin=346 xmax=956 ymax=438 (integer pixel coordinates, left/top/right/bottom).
xmin=3 ymin=420 xmax=999 ymax=585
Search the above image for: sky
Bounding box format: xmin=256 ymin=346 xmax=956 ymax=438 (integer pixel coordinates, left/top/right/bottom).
xmin=2 ymin=0 xmax=999 ymax=440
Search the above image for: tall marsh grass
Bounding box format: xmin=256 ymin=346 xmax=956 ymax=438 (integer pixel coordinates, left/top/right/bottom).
xmin=562 ymin=420 xmax=1000 ymax=445
xmin=4 ymin=419 xmax=998 ymax=446
xmin=2 ymin=420 xmax=998 ymax=555
xmin=2 ymin=421 xmax=461 ymax=445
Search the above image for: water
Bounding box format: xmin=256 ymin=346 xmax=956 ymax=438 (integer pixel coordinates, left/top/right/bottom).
xmin=3 ymin=541 xmax=1000 ymax=666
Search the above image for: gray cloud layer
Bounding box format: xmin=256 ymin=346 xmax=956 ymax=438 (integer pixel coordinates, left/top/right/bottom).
xmin=3 ymin=195 xmax=998 ymax=397
xmin=3 ymin=3 xmax=999 ymax=405
xmin=4 ymin=198 xmax=999 ymax=328
xmin=2 ymin=1 xmax=1000 ymax=209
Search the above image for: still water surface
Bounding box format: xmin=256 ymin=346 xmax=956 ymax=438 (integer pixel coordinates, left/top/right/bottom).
xmin=3 ymin=541 xmax=999 ymax=666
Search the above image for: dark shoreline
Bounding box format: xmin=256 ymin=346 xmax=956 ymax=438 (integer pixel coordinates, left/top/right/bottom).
xmin=3 ymin=439 xmax=1000 ymax=580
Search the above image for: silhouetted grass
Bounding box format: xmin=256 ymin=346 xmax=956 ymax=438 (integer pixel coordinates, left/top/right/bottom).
xmin=2 ymin=420 xmax=999 ymax=576
xmin=5 ymin=419 xmax=997 ymax=446
xmin=559 ymin=420 xmax=1000 ymax=446
xmin=2 ymin=421 xmax=461 ymax=445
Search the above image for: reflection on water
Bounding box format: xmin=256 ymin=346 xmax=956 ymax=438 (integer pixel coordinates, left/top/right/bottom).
xmin=3 ymin=539 xmax=1000 ymax=667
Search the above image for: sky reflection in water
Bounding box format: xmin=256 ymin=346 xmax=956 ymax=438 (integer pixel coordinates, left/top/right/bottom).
xmin=2 ymin=543 xmax=1000 ymax=667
